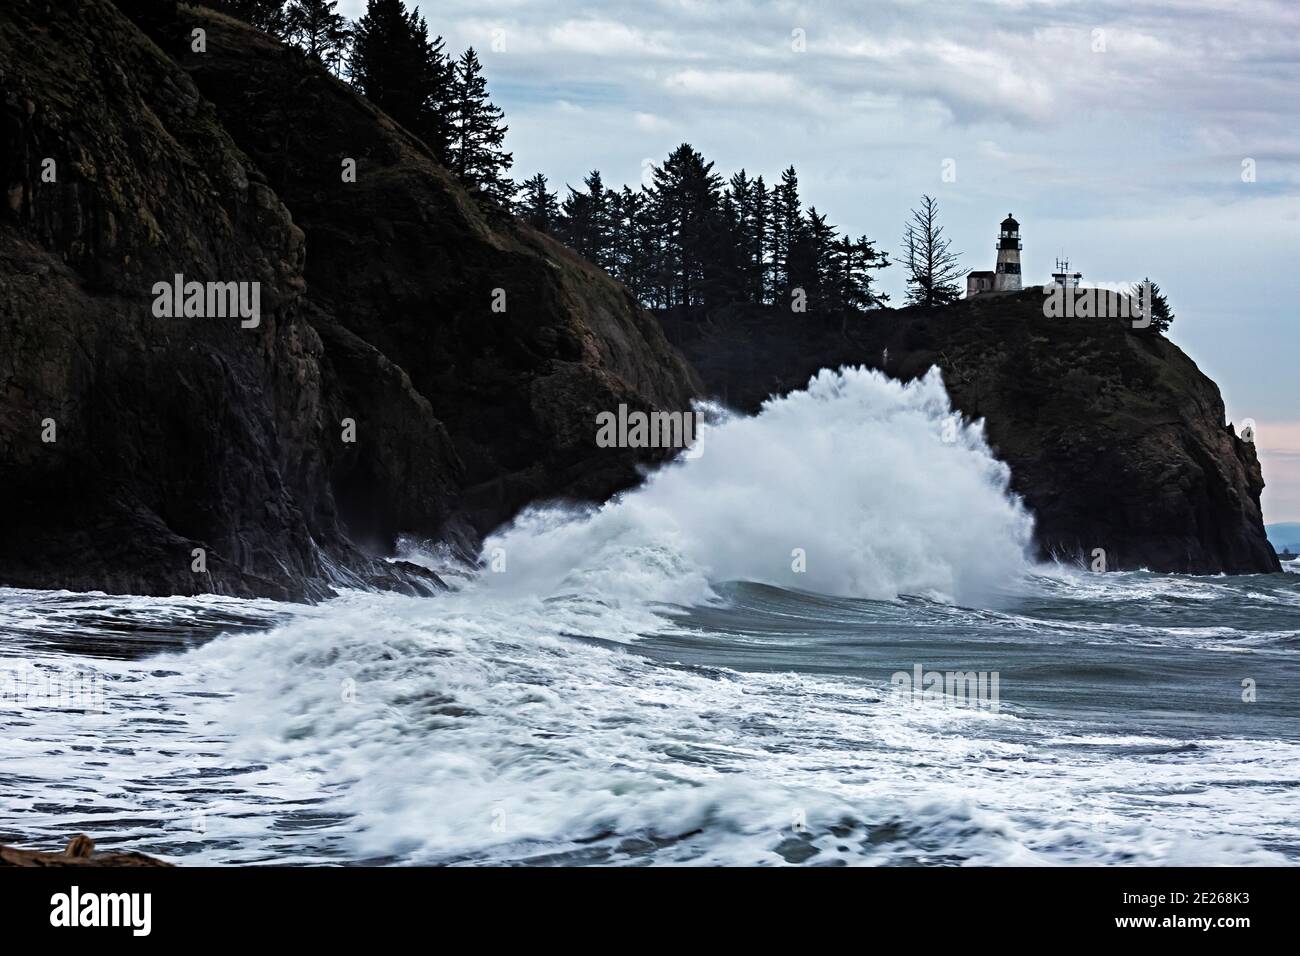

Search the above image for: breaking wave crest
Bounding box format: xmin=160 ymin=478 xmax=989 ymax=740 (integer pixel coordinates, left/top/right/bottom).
xmin=479 ymin=366 xmax=1034 ymax=610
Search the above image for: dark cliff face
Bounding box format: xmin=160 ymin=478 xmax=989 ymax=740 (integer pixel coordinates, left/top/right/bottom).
xmin=172 ymin=6 xmax=701 ymax=537
xmin=0 ymin=0 xmax=700 ymax=599
xmin=662 ymin=292 xmax=1279 ymax=575
xmin=1 ymin=0 xmax=333 ymax=599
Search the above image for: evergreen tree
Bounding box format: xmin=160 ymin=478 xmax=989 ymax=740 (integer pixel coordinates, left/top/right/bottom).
xmin=285 ymin=0 xmax=350 ymax=71
xmin=650 ymin=144 xmax=725 ymax=308
xmin=784 ymin=208 xmax=819 ymax=308
xmin=448 ymin=48 xmax=514 ymax=207
xmin=725 ymin=170 xmax=766 ymax=304
xmin=516 ymin=173 xmax=560 ymax=233
xmin=1131 ymin=278 xmax=1174 ymax=332
xmin=902 ymin=195 xmax=962 ymax=307
xmin=559 ymin=170 xmax=611 ymax=266
xmin=711 ymin=188 xmax=748 ymax=306
xmin=608 ymin=186 xmax=643 ymax=290
xmin=420 ymin=32 xmax=456 ymax=161
xmin=769 ymin=165 xmax=803 ymax=296
xmin=833 ymin=235 xmax=890 ymax=311
xmin=539 ymin=147 xmax=887 ymax=317
xmin=808 ymin=208 xmax=841 ymax=309
xmin=752 ymin=175 xmax=771 ymax=304
xmin=349 ymin=1 xmax=453 ymax=162
xmin=616 ymin=187 xmax=658 ymax=303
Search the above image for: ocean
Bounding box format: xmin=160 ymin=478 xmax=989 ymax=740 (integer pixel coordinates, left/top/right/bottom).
xmin=2 ymin=368 xmax=1297 ymax=866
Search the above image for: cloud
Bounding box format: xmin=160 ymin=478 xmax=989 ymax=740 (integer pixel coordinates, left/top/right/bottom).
xmin=546 ymin=19 xmax=672 ymax=57
xmin=662 ymin=68 xmax=804 ymax=105
xmin=633 ymin=111 xmax=670 ymax=131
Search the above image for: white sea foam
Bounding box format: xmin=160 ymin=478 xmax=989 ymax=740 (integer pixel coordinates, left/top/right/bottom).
xmin=480 ymin=366 xmax=1034 ymax=610
xmin=166 ymin=588 xmax=1293 ymax=865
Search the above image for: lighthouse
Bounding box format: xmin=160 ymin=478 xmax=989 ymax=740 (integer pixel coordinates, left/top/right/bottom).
xmin=994 ymin=214 xmax=1022 ymax=292
xmin=965 ymin=213 xmax=1024 ymax=297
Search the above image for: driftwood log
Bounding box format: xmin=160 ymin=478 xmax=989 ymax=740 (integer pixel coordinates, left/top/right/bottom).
xmin=0 ymin=835 xmax=171 ymax=867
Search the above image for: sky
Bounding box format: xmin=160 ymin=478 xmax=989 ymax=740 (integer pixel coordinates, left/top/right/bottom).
xmin=338 ymin=0 xmax=1300 ymax=521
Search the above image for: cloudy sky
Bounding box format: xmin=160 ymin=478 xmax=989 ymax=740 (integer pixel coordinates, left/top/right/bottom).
xmin=338 ymin=0 xmax=1300 ymax=521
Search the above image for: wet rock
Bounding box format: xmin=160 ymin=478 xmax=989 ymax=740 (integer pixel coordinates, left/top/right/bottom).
xmin=0 ymin=834 xmax=172 ymax=867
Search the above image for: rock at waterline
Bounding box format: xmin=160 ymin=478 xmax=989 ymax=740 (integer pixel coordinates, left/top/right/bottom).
xmin=0 ymin=834 xmax=171 ymax=867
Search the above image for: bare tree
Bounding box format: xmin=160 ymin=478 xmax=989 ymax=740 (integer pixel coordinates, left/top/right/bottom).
xmin=902 ymin=195 xmax=962 ymax=307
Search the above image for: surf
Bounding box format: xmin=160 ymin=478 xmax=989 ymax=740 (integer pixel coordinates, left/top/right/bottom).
xmin=7 ymin=368 xmax=1294 ymax=868
xmin=477 ymin=366 xmax=1035 ymax=611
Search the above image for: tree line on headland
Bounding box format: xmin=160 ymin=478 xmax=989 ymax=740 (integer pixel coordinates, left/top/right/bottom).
xmin=200 ymin=0 xmax=896 ymax=315
xmin=200 ymin=1 xmax=1172 ymax=328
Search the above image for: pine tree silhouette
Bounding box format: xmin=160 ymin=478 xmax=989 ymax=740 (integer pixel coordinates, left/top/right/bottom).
xmin=650 ymin=145 xmax=726 ymax=308
xmin=516 ymin=174 xmax=560 ymax=233
xmin=1132 ymin=278 xmax=1175 ymax=332
xmin=833 ymin=235 xmax=890 ymax=311
xmin=559 ymin=171 xmax=613 ymax=268
xmin=545 ymin=146 xmax=890 ymax=319
xmin=725 ymin=171 xmax=766 ymax=304
xmin=348 ymin=0 xmax=452 ymax=163
xmin=769 ymin=165 xmax=804 ymax=297
xmin=285 ymin=0 xmax=350 ymax=72
xmin=448 ymin=48 xmax=514 ymax=207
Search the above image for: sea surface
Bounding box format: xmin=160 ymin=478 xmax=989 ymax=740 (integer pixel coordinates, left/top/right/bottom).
xmin=2 ymin=368 xmax=1297 ymax=866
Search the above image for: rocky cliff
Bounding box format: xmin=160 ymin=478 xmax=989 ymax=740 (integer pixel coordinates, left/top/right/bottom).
xmin=1 ymin=0 xmax=1273 ymax=598
xmin=0 ymin=0 xmax=700 ymax=600
xmin=662 ymin=292 xmax=1279 ymax=574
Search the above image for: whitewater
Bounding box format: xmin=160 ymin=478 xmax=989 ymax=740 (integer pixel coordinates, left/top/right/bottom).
xmin=2 ymin=367 xmax=1297 ymax=865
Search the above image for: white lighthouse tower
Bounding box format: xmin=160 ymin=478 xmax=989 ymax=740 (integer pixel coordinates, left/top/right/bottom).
xmin=993 ymin=213 xmax=1022 ymax=292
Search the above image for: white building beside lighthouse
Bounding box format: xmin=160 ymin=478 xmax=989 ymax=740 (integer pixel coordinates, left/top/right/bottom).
xmin=966 ymin=214 xmax=1023 ymax=297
